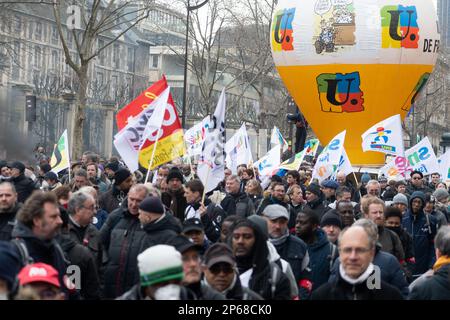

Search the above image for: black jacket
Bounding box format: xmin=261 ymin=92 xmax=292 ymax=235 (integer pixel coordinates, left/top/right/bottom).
xmin=378 ymin=226 xmax=405 ymax=262
xmin=220 ymin=192 xmax=255 ymax=218
xmin=0 ymin=203 xmax=21 ymax=241
xmin=408 ymin=263 xmax=450 ymax=300
xmin=11 ymin=222 xmax=69 ymax=289
xmin=100 ymin=203 xmax=147 ymax=299
xmin=11 ymin=174 xmax=37 ymax=203
xmin=117 ymin=284 xmax=197 ymax=300
xmin=68 ymin=218 xmax=103 ymax=274
xmin=312 ymin=270 xmax=404 ymax=300
xmin=162 ymin=188 xmax=188 ymax=222
xmin=139 ymin=213 xmax=181 ymax=250
xmin=185 ymin=281 xmax=226 ymax=300
xmin=58 ymin=234 xmax=101 ymax=300
xmin=99 ymin=185 xmax=126 ymax=214
xmin=305 ymin=198 xmax=327 ymax=220
xmin=184 ymin=199 xmax=225 ymax=243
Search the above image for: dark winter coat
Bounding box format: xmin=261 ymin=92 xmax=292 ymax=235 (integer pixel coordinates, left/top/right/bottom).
xmin=185 ymin=281 xmax=226 ymax=300
xmin=162 ymin=188 xmax=188 ymax=222
xmin=139 ymin=213 xmax=181 ymax=251
xmin=312 ymin=269 xmax=404 ymax=300
xmin=184 ymin=199 xmax=225 ymax=243
xmin=408 ymin=263 xmax=450 ymax=300
xmin=58 ymin=234 xmax=101 ymax=300
xmin=0 ymin=203 xmax=21 ymax=241
xmin=99 ymin=185 xmax=126 ymax=214
xmin=11 ymin=174 xmax=37 ymax=203
xmin=117 ymin=284 xmax=197 ymax=300
xmin=11 ymin=222 xmax=69 ymax=289
xmin=204 ymin=275 xmax=263 ymax=300
xmin=100 ymin=203 xmax=147 ymax=299
xmin=378 ymin=226 xmax=405 ymax=262
xmin=220 ymin=192 xmax=255 ymax=218
xmin=329 ymin=245 xmax=410 ymax=297
xmin=305 ymin=197 xmax=327 ymax=220
xmin=307 ymin=228 xmax=338 ymax=290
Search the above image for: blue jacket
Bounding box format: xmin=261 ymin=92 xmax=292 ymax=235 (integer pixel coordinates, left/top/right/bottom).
xmin=329 ymin=245 xmax=410 ymax=298
xmin=308 ymin=228 xmax=337 ymax=290
xmin=402 ymin=211 xmax=437 ymax=276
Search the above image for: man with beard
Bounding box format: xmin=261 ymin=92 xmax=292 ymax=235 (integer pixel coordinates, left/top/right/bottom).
xmin=229 ymin=218 xmax=291 ymax=299
xmin=0 ymin=182 xmax=21 ymax=241
xmin=161 ymin=167 xmax=187 ymax=222
xmin=99 ymin=168 xmax=134 ymax=213
xmin=10 ymin=191 xmax=68 ymax=291
xmin=257 ymin=182 xmax=297 ymax=233
xmin=362 ymin=196 xmax=405 ymax=263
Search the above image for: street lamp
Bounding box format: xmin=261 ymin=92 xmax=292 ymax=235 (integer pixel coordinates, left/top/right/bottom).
xmin=182 ymin=0 xmax=209 ymax=129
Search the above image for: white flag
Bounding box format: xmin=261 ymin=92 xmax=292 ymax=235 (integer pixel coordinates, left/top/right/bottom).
xmin=405 ymin=137 xmax=440 ymax=175
xmin=50 ymin=130 xmax=70 ymax=174
xmin=139 ymin=87 xmax=170 ymax=149
xmin=197 ymin=89 xmax=226 ymax=193
xmin=361 ymin=114 xmax=405 ymax=157
xmin=332 ymin=149 xmax=353 ymax=178
xmin=379 ymin=156 xmax=413 ymax=180
xmin=271 ymin=126 xmax=288 ymax=152
xmin=184 ymin=116 xmax=210 ymax=157
xmin=113 ymin=87 xmax=171 ymax=172
xmin=253 ymin=145 xmax=281 ymax=177
xmin=437 ymin=150 xmax=450 ymax=183
xmin=312 ymin=130 xmax=346 ymax=183
xmin=225 ymin=124 xmax=253 ymax=174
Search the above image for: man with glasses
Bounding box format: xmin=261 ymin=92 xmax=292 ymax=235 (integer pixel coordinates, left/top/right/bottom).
xmin=407 ymin=171 xmax=433 ymax=195
xmin=170 ymin=235 xmax=224 ymax=300
xmin=67 ymin=191 xmax=103 ymax=276
xmin=312 ymin=223 xmax=403 ymax=300
xmin=202 ymin=242 xmax=262 ymax=300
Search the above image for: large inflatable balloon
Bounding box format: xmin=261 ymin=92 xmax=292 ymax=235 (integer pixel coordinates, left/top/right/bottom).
xmin=271 ymin=0 xmax=439 ymax=166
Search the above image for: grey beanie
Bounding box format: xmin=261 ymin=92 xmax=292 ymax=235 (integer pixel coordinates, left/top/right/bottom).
xmin=392 ymin=193 xmax=408 ymax=206
xmin=433 ymin=189 xmax=449 ymax=202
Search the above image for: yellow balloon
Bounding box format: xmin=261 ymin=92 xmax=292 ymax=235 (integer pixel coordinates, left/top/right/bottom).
xmin=271 ymin=0 xmax=439 ymax=166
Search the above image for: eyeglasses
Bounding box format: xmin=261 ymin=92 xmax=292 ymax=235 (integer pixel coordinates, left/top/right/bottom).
xmin=209 ymin=263 xmax=234 ymax=275
xmin=339 ymin=247 xmax=371 ymax=255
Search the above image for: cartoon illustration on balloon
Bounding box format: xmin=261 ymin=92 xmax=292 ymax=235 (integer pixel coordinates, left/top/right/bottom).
xmin=271 ymin=0 xmax=440 ymax=166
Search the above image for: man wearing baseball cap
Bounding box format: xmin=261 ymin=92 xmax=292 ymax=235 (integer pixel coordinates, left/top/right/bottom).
xmin=202 ymin=242 xmax=262 ymax=300
xmin=10 ymin=161 xmax=37 ymax=204
xmin=182 ymin=218 xmax=209 ymax=255
xmin=17 ymin=263 xmax=65 ymax=300
xmin=321 ymin=180 xmax=339 ymax=207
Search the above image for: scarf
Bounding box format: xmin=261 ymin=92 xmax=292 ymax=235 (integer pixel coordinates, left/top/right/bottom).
xmin=269 ymin=229 xmax=290 ymax=246
xmin=339 ymin=262 xmax=375 ymax=285
xmin=433 ymin=255 xmax=450 ymax=272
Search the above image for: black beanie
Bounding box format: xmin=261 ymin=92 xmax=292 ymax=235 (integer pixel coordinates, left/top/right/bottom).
xmin=307 ymin=183 xmax=322 ymax=197
xmin=166 ymin=167 xmax=184 ymax=183
xmin=40 ymin=163 xmax=52 ymax=174
xmin=114 ymin=168 xmax=131 ymax=186
xmin=320 ymin=211 xmax=343 ymax=229
xmin=10 ymin=161 xmax=25 ymax=174
xmin=139 ymin=196 xmax=164 ymax=214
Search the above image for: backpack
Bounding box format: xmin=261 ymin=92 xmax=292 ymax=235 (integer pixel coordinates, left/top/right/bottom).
xmin=268 ymin=261 xmax=283 ymax=298
xmin=12 ymin=238 xmax=70 ymax=266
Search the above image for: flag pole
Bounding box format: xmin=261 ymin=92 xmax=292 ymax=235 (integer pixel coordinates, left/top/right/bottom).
xmin=145 ymin=128 xmax=162 ymax=183
xmin=352 ymin=171 xmax=362 ymax=200
xmin=201 ymin=165 xmax=211 ymax=205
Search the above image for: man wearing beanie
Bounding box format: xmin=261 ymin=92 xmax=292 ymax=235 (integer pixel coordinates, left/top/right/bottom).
xmin=402 ymin=191 xmax=438 ymax=276
xmin=99 ymin=168 xmax=134 ymax=213
xmin=320 ymin=210 xmax=343 ymax=244
xmin=296 ymin=207 xmax=337 ymax=290
xmin=161 ymin=167 xmax=187 ymax=222
xmin=101 ymin=184 xmax=149 ymax=298
xmin=392 ymin=193 xmax=409 ymax=215
xmin=304 ymin=183 xmax=326 ymax=220
xmin=10 ymin=161 xmax=37 ymax=204
xmin=262 ymin=204 xmax=311 ymax=299
xmin=117 ymin=244 xmax=192 ymax=300
xmin=0 ymin=182 xmax=21 ymax=241
xmin=0 ymin=241 xmax=22 ymax=300
xmin=139 ymin=196 xmax=181 ymax=251
xmin=228 ymin=218 xmax=291 ymax=300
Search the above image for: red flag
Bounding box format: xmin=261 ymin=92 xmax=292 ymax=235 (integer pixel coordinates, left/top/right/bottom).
xmin=116 ymin=75 xmax=178 ymax=131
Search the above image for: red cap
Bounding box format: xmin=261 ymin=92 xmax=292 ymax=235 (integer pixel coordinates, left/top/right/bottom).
xmin=18 ymin=263 xmax=60 ymax=288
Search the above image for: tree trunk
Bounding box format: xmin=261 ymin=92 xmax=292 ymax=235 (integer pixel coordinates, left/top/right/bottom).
xmin=72 ymin=63 xmax=89 ymax=160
